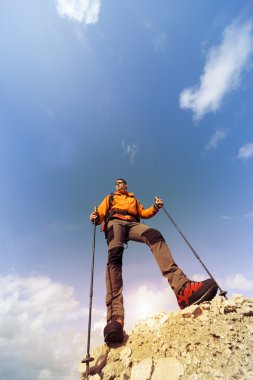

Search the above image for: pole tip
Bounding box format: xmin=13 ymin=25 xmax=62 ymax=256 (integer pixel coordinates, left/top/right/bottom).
xmin=219 ymin=290 xmax=228 ymax=299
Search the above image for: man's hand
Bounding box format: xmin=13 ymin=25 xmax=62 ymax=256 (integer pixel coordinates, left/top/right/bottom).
xmin=89 ymin=206 xmax=99 ymax=224
xmin=154 ymin=196 xmax=164 ymax=209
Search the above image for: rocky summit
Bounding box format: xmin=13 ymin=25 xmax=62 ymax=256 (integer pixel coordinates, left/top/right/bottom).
xmin=79 ymin=295 xmax=253 ymax=380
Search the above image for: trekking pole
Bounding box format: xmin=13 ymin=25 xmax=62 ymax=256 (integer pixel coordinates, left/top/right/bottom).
xmin=81 ymin=220 xmax=97 ymax=378
xmin=161 ymin=206 xmax=227 ymax=299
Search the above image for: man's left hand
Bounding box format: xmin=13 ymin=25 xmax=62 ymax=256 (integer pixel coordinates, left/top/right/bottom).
xmin=154 ymin=196 xmax=164 ymax=209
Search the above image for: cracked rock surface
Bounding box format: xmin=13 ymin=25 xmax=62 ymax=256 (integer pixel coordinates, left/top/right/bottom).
xmin=79 ymin=295 xmax=253 ymax=379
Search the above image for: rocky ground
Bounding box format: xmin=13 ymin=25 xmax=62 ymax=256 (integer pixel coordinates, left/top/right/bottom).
xmin=79 ymin=295 xmax=253 ymax=379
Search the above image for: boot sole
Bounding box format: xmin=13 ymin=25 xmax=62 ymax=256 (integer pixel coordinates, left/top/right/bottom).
xmin=104 ymin=330 xmax=123 ymax=345
xmin=104 ymin=321 xmax=123 ymax=345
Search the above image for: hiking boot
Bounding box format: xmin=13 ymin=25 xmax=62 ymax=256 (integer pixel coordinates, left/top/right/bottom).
xmin=104 ymin=316 xmax=124 ymax=345
xmin=176 ymin=278 xmax=218 ymax=309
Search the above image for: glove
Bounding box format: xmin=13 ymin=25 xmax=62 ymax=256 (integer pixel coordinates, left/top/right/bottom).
xmin=90 ymin=206 xmax=99 ymax=224
xmin=154 ymin=196 xmax=164 ymax=209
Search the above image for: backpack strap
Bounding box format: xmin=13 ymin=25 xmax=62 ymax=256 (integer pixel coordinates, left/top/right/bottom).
xmin=100 ymin=193 xmax=114 ymax=238
xmin=108 ymin=192 xmax=114 ymax=210
xmin=101 ymin=193 xmax=140 ymax=239
xmin=134 ymin=198 xmax=140 ymax=223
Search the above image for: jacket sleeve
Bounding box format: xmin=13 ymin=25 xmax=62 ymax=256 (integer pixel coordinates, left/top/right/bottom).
xmin=136 ymin=199 xmax=158 ymax=219
xmin=96 ymin=195 xmax=110 ymax=225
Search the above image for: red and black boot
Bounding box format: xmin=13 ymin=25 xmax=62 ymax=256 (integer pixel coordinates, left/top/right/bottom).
xmin=176 ymin=278 xmax=218 ymax=309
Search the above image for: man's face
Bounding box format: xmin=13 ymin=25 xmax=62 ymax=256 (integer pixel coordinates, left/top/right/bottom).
xmin=115 ymin=180 xmax=127 ymax=191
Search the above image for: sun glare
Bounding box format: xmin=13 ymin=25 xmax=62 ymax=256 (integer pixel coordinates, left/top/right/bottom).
xmin=135 ymin=298 xmax=154 ymax=320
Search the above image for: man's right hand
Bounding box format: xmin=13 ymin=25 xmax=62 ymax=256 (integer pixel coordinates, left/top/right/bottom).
xmin=89 ymin=206 xmax=99 ymax=224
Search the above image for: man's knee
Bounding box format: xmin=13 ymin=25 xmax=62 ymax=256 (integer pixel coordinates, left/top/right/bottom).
xmin=108 ymin=246 xmax=124 ymax=266
xmin=141 ymin=228 xmax=165 ymax=245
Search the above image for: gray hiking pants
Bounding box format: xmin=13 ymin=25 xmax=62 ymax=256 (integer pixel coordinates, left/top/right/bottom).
xmin=106 ymin=219 xmax=189 ymax=321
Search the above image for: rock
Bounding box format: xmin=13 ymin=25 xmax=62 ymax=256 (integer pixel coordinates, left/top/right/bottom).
xmin=145 ymin=318 xmax=157 ymax=331
xmin=78 ymin=296 xmax=253 ymax=380
xmin=243 ymin=310 xmax=253 ymax=317
xmin=232 ymin=294 xmax=245 ymax=304
xmin=120 ymin=347 xmax=132 ymax=368
xmin=224 ymin=305 xmax=237 ymax=314
xmin=120 ymin=374 xmax=129 ymax=380
xmin=151 ymin=357 xmax=184 ymax=380
xmin=200 ymin=302 xmax=211 ymax=311
xmin=130 ymin=358 xmax=153 ymax=380
xmin=224 ymin=299 xmax=237 ymax=307
xmin=180 ymin=305 xmax=202 ymax=318
xmin=108 ymin=348 xmax=120 ymax=362
xmin=101 ymin=363 xmax=119 ymax=380
xmin=160 ymin=314 xmax=170 ymax=325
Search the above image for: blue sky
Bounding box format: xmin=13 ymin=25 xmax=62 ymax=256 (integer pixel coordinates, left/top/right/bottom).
xmin=1 ymin=1 xmax=253 ymax=379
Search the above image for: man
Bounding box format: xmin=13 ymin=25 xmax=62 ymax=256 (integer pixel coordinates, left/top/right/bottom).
xmin=90 ymin=178 xmax=218 ymax=345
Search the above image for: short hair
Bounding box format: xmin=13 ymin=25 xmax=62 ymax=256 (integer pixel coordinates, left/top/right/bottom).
xmin=115 ymin=178 xmax=127 ymax=184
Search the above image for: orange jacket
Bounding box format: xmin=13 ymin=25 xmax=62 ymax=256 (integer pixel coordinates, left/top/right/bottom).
xmin=96 ymin=190 xmax=158 ymax=225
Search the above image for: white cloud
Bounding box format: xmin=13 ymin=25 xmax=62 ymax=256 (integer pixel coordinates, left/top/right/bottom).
xmin=56 ymin=0 xmax=101 ymax=24
xmin=221 ymin=214 xmax=234 ymax=220
xmin=143 ymin=18 xmax=168 ymax=53
xmin=122 ymin=140 xmax=138 ymax=164
xmin=244 ymin=211 xmax=253 ymax=219
xmin=125 ymin=282 xmax=178 ymax=329
xmin=236 ymin=142 xmax=253 ymax=160
xmin=191 ymin=273 xmax=207 ymax=282
xmin=0 ymin=274 xmax=104 ymax=380
xmin=205 ymin=129 xmax=227 ymax=151
xmin=221 ymin=212 xmax=253 ymax=220
xmin=226 ymin=274 xmax=253 ymax=291
xmin=154 ymin=33 xmax=168 ymax=53
xmin=179 ymin=20 xmax=253 ymax=120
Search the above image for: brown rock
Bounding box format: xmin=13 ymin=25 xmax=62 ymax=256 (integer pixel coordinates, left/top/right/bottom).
xmin=180 ymin=305 xmax=202 ymax=318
